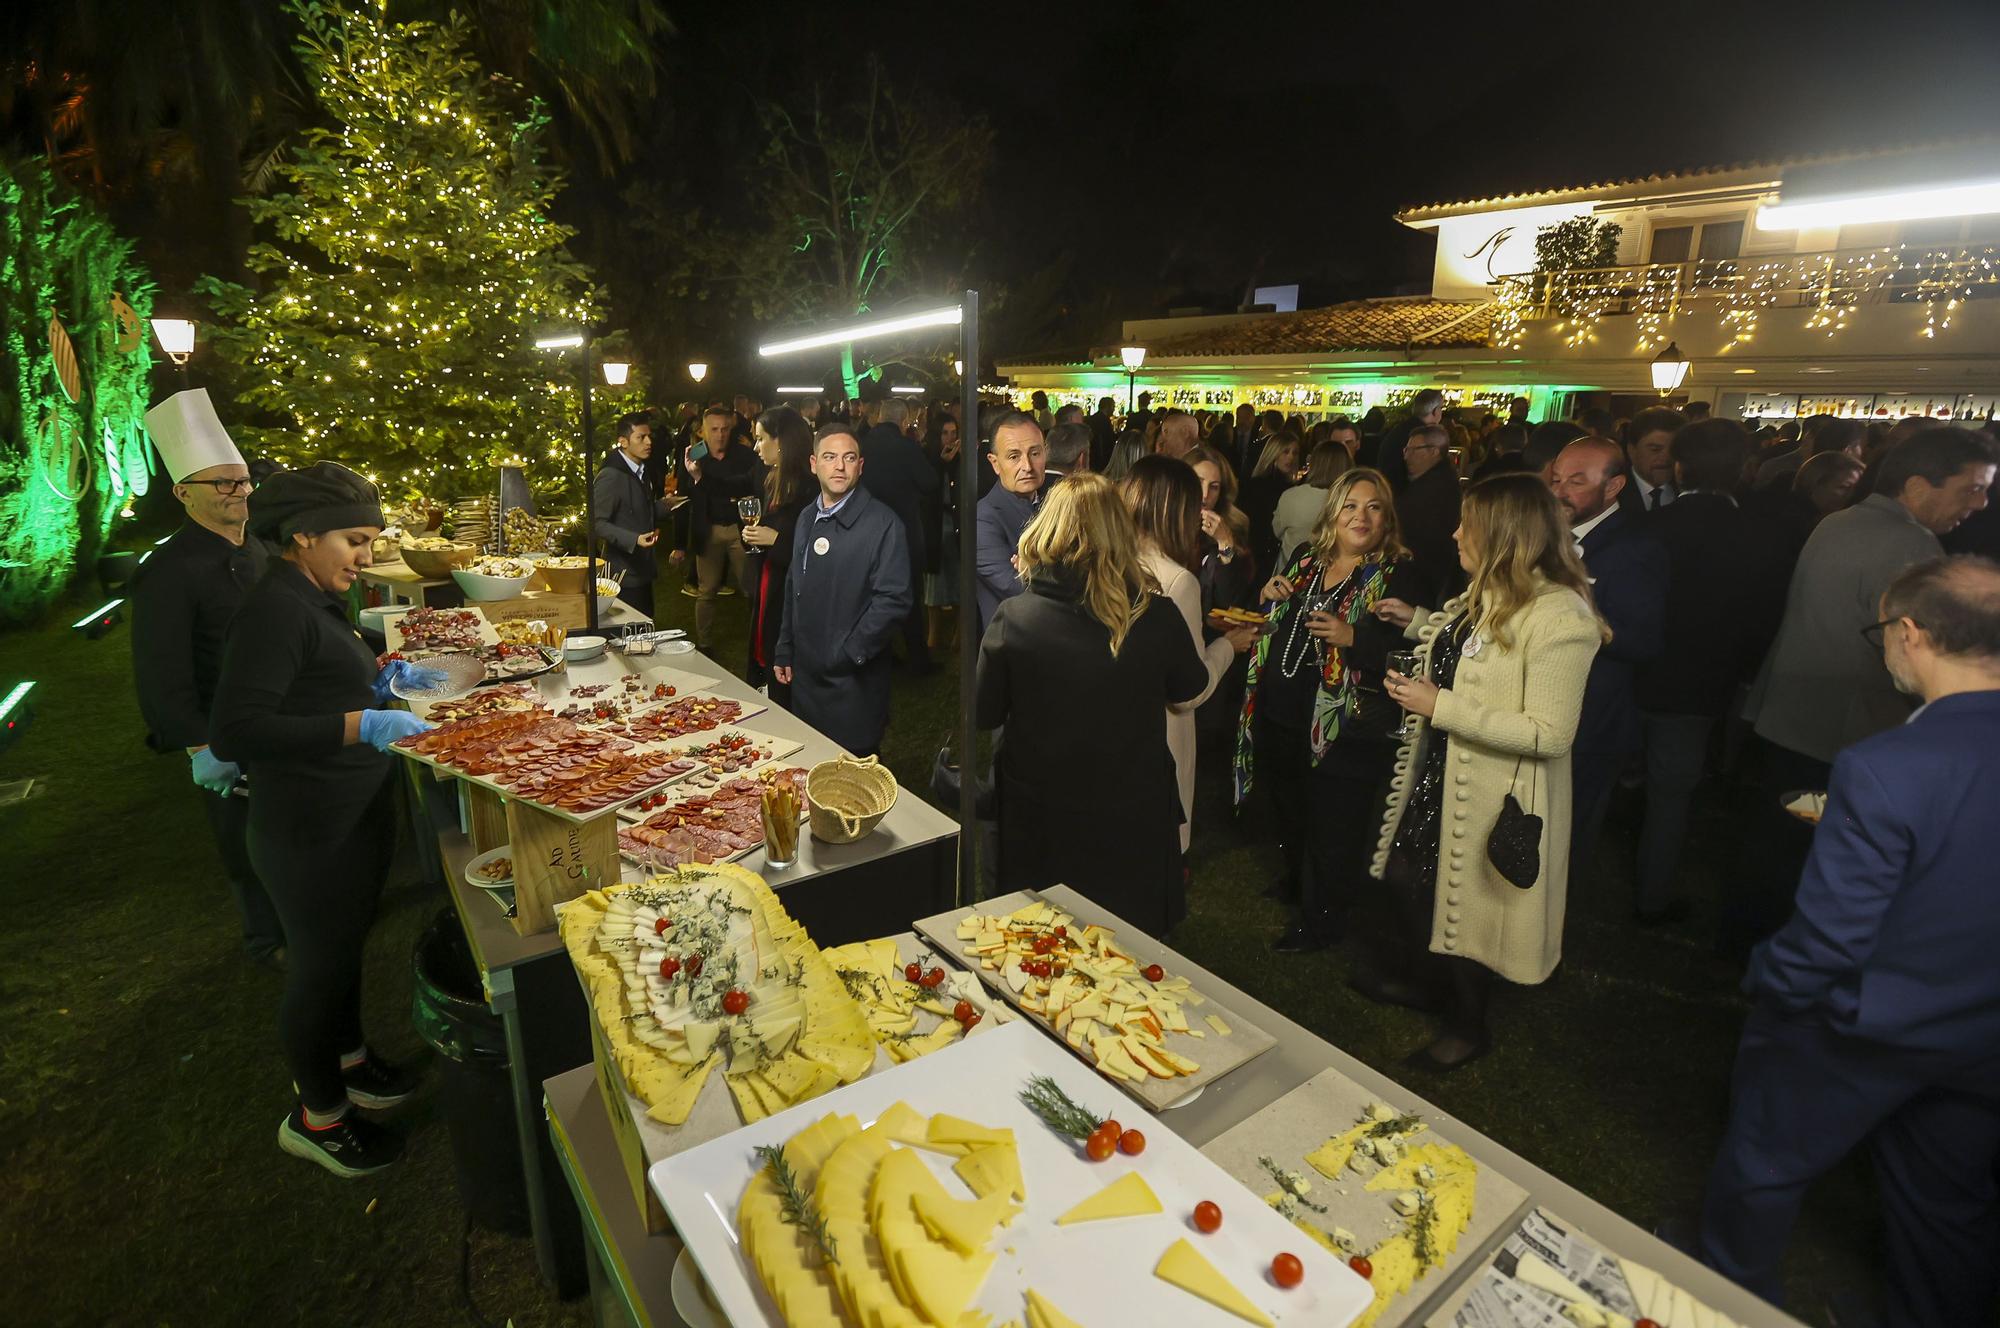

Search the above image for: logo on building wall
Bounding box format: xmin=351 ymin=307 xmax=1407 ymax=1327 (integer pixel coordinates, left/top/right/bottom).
xmin=1463 ymin=227 xmax=1518 ymax=281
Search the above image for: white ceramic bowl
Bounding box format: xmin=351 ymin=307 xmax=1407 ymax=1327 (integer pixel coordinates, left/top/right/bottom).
xmin=451 ymin=567 xmax=532 ymax=601
xmin=563 ymin=634 xmax=608 ymax=662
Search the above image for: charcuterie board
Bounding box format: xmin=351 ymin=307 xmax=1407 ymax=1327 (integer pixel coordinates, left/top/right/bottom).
xmin=614 ymin=728 xmax=805 ymax=819
xmin=912 ymin=889 xmax=1276 ymax=1111
xmin=617 ymin=766 xmax=809 ymax=869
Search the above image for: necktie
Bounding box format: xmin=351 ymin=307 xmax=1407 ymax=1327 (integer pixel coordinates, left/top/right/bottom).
xmin=1648 ymin=487 xmax=1660 ymax=511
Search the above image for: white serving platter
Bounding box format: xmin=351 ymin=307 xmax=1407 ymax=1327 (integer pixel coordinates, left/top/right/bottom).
xmin=649 ymin=1019 xmax=1371 ymax=1328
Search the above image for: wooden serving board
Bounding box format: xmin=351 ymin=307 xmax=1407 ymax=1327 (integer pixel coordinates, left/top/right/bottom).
xmin=613 ymin=728 xmax=806 ymax=820
xmin=1202 ymin=1069 xmax=1532 ymax=1328
xmin=911 ymin=888 xmax=1277 ymax=1110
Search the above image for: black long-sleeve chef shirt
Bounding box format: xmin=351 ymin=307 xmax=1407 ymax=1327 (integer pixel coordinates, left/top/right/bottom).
xmin=129 ymin=520 xmax=270 ymax=752
xmin=210 ymin=559 xmax=391 ymax=836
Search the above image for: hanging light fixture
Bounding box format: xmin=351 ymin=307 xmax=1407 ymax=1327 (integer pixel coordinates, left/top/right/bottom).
xmin=601 ymin=361 xmax=630 ymax=386
xmin=1650 ymin=341 xmax=1691 ymax=395
xmin=1119 ymin=345 xmax=1147 ymax=411
xmin=687 ymin=361 xmax=709 ymax=384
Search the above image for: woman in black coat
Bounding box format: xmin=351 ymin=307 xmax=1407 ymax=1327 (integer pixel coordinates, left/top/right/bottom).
xmin=976 ymin=472 xmax=1208 ymax=935
xmin=209 ymin=462 xmax=434 ymax=1178
xmin=743 ymin=407 xmax=814 ymax=702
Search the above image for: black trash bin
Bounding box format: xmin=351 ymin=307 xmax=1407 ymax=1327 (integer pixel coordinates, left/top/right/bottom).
xmin=413 ymin=910 xmax=529 ymax=1235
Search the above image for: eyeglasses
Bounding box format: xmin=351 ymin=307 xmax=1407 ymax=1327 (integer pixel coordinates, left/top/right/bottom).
xmin=1860 ymin=617 xmax=1913 ymax=646
xmin=184 ymin=478 xmax=254 ymax=494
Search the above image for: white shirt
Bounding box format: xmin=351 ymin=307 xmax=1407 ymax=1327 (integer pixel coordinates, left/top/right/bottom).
xmin=616 ymin=448 xmax=646 ymax=481
xmin=802 ymin=490 xmax=852 ymax=571
xmin=1632 ymin=474 xmax=1677 ymax=510
xmin=1570 ymin=503 xmax=1618 ymax=558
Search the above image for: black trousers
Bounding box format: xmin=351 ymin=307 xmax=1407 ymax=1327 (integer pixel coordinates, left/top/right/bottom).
xmin=1254 ymin=719 xmax=1391 ymax=942
xmin=198 ymin=783 xmax=286 ymax=959
xmin=249 ymin=776 xmax=398 ymax=1112
xmin=1723 ymin=737 xmax=1830 ymax=958
xmin=616 ymin=578 xmax=656 ymax=623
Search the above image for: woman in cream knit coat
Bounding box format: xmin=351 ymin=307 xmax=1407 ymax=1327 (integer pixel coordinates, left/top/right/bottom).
xmin=1371 ymin=473 xmax=1608 ymax=1070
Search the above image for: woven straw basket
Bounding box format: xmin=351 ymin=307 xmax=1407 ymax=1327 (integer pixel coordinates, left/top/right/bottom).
xmin=806 ymin=754 xmax=899 ymax=844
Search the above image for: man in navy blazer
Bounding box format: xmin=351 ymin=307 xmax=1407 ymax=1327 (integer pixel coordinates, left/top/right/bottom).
xmin=1699 ymin=555 xmax=2000 ymax=1327
xmin=1550 ymin=437 xmax=1667 ymax=881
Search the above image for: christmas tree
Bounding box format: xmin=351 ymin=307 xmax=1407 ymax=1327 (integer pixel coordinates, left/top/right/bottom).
xmin=199 ymin=1 xmax=601 ymax=505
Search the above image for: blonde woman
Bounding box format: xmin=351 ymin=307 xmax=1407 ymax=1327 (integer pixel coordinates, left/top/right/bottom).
xmin=1240 ymin=431 xmax=1304 ymax=573
xmin=976 ymin=472 xmax=1209 ymax=933
xmin=1236 ymin=468 xmax=1425 ymax=952
xmin=1370 ymin=472 xmax=1609 ymax=1070
xmin=1271 ymin=439 xmax=1354 ymax=569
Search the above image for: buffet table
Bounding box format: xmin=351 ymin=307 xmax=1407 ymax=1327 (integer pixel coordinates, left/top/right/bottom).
xmin=540 ymin=883 xmax=1809 ymax=1328
xmin=416 ymin=643 xmax=961 ymax=1293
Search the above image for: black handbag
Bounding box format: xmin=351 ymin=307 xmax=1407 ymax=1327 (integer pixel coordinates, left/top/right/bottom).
xmin=1488 ymin=754 xmax=1542 ymax=890
xmin=929 ymin=734 xmax=997 ymax=820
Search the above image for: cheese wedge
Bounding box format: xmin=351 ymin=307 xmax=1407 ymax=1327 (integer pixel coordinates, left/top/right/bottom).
xmin=1154 ymin=1239 xmax=1274 ymax=1327
xmin=953 ymin=1142 xmax=1025 ymax=1202
xmin=913 ymin=1188 xmax=1017 ymax=1257
xmin=873 ymin=1101 xmax=929 ymax=1147
xmin=872 ymin=1146 xmax=951 ymax=1229
xmin=1024 ymin=1287 xmax=1090 ymax=1328
xmin=928 ymin=1113 xmax=1014 ymax=1148
xmin=894 ymin=1232 xmax=996 ymax=1325
xmin=1055 ymin=1171 xmax=1163 ymax=1225
xmin=1514 ymin=1252 xmax=1593 ymax=1306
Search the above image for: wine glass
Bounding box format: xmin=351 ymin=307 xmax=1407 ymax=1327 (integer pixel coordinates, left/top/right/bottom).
xmin=1386 ymin=649 xmax=1424 ymax=741
xmin=736 ymin=495 xmax=763 ymax=528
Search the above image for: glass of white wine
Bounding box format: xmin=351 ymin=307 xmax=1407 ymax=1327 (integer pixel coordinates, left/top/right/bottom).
xmin=1386 ymin=649 xmax=1424 ymax=740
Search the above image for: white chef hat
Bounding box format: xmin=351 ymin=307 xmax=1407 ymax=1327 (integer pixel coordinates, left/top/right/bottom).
xmin=145 ymin=389 xmax=246 ymax=482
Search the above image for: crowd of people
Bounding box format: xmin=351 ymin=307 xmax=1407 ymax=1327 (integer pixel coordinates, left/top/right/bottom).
xmin=125 ymin=373 xmax=2000 ymax=1324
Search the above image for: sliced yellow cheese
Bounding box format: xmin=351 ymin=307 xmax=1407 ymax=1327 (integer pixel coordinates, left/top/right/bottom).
xmin=872 ymin=1145 xmax=952 ymax=1229
xmin=1204 ymin=1013 xmax=1232 ymax=1036
xmin=1055 ymin=1171 xmax=1162 ymax=1226
xmin=913 ymin=1188 xmax=1017 ymax=1257
xmin=897 ymin=1241 xmax=996 ymax=1326
xmin=953 ymin=1141 xmax=1025 ymax=1202
xmin=1024 ymin=1287 xmax=1090 ymax=1328
xmin=1154 ymin=1238 xmax=1275 ymax=1328
xmin=873 ymin=1101 xmax=929 ymax=1147
xmin=928 ymin=1113 xmax=1014 ymax=1148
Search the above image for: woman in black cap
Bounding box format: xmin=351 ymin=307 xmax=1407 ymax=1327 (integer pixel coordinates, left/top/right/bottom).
xmin=210 ymin=461 xmax=435 ymax=1176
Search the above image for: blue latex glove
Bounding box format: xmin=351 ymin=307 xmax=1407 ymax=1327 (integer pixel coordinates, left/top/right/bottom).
xmin=190 ymin=747 xmax=241 ymax=795
xmin=371 ymin=658 xmax=446 ymax=704
xmin=359 ymin=708 xmax=433 ymax=752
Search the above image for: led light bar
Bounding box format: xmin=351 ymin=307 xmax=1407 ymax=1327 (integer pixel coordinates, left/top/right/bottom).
xmin=758 ymin=305 xmax=962 ymax=357
xmin=534 ymin=333 xmax=585 ymax=350
xmin=890 ymin=386 xmax=926 ymax=395
xmin=1757 ymin=178 xmax=2000 ymax=230
xmin=73 ymin=599 xmax=125 ymax=630
xmin=0 ymin=680 xmax=33 ymax=722
xmin=775 ymin=386 xmax=825 ymax=395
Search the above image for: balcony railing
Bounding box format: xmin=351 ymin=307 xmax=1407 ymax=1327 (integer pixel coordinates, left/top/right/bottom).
xmin=1489 ymin=243 xmax=2000 ymax=349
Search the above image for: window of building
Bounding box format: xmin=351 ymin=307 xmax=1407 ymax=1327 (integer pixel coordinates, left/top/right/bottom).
xmin=1697 ymin=221 xmax=1744 ymax=260
xmin=1649 ymin=226 xmax=1693 ymax=263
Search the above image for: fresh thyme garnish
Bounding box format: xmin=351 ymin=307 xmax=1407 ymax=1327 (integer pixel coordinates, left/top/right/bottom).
xmin=753 ymin=1144 xmax=838 ymax=1265
xmin=1409 ymin=1189 xmax=1439 ymax=1267
xmin=1366 ymin=1112 xmax=1424 ymax=1138
xmin=1258 ymin=1155 xmax=1328 ymax=1213
xmin=1018 ymin=1075 xmax=1104 ymax=1140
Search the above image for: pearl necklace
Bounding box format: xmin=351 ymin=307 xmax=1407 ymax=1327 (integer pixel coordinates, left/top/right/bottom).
xmin=1276 ymin=565 xmax=1353 ymax=679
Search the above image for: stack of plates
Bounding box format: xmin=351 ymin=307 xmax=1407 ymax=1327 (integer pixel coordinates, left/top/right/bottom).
xmin=450 ymin=497 xmax=494 ymax=551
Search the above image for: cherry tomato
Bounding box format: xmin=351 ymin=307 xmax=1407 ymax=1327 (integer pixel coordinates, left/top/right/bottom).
xmin=921 ymin=967 xmax=946 ymax=989
xmin=665 ymin=686 xmax=676 ymax=696
xmin=1193 ymin=1201 xmax=1222 ymax=1234
xmin=1053 ymin=925 xmax=1067 ymax=938
xmin=904 ymin=962 xmax=923 ymax=983
xmin=721 ymin=989 xmax=749 ymax=1015
xmin=1031 ymin=935 xmax=1054 ymax=955
xmin=1143 ymin=963 xmax=1165 ymax=982
xmin=685 ymin=954 xmax=703 ymax=978
xmin=653 ymin=917 xmax=671 ymax=934
xmin=1271 ymin=1253 xmax=1304 ymax=1289
xmin=952 ymin=1000 xmax=975 ymax=1022
xmin=961 ymin=1012 xmax=981 ymax=1028
xmin=1084 ymin=1132 xmax=1116 ymax=1161
xmin=1118 ymin=1129 xmax=1146 ymax=1156
xmin=1348 ymin=1255 xmax=1373 ymax=1280
xmin=1635 ymin=1321 xmax=1661 ymax=1328
xmin=658 ymin=956 xmax=681 ymax=979
xmin=1098 ymin=1118 xmax=1123 ymax=1141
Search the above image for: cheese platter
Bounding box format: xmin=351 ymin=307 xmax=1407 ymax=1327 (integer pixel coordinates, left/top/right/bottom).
xmin=651 ymin=1018 xmax=1374 ymax=1328
xmin=819 ymin=933 xmax=1015 ymax=1065
xmin=1200 ymin=1069 xmax=1531 ymax=1328
xmin=912 ymin=890 xmax=1276 ymax=1111
xmin=1425 ymin=1207 xmax=1748 ymax=1328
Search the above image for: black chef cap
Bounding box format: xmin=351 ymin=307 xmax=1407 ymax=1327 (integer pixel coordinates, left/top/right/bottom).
xmin=247 ymin=461 xmax=383 ymax=541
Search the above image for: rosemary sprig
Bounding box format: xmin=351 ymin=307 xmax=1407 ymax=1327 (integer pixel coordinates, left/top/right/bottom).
xmin=1257 ymin=1155 xmax=1329 ymax=1213
xmin=1366 ymin=1111 xmax=1424 ymax=1138
xmin=1018 ymin=1075 xmax=1104 ymax=1140
xmin=752 ymin=1143 xmax=838 ymax=1265
xmin=1409 ymin=1189 xmax=1439 ymax=1268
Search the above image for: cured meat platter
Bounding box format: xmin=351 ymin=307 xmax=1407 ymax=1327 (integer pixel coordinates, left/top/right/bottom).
xmin=617 ymin=767 xmax=808 ymax=869
xmin=391 ymin=707 xmax=701 ymax=824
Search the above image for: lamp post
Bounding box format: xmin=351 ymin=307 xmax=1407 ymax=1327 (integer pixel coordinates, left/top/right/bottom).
xmin=1120 ymin=344 xmax=1146 ymax=413
xmin=602 ymin=361 xmax=631 ymax=387
xmin=152 ymin=317 xmax=196 ymax=387
xmin=688 ymin=361 xmax=709 ymax=386
xmin=1651 ymin=341 xmax=1691 ymax=396
xmin=535 ymin=329 xmax=602 ymax=632
xmin=759 ymin=298 xmax=979 ymax=903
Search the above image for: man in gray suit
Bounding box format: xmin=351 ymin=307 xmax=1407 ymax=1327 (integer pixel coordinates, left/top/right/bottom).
xmin=592 ymin=411 xmax=671 ymax=619
xmin=1730 ymin=428 xmax=1995 ymax=951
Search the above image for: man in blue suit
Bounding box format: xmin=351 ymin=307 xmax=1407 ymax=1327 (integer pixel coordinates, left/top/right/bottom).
xmin=1699 ymin=554 xmax=2000 ymax=1327
xmin=1550 ymin=437 xmax=1668 ymax=885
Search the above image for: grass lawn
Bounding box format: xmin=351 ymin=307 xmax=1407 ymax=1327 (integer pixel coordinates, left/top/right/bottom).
xmin=0 ymin=555 xmax=1881 ymax=1326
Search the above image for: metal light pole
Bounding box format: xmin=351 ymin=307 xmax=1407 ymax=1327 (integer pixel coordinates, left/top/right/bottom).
xmin=536 ymin=329 xmax=600 ymax=631
xmin=1121 ymin=344 xmax=1146 ymax=414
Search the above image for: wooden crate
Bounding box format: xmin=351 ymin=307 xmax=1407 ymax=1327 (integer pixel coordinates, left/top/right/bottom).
xmin=473 ymin=589 xmax=592 ymax=631
xmin=505 ymin=796 xmax=619 ymax=935
xmin=464 ymin=782 xmax=509 ymax=854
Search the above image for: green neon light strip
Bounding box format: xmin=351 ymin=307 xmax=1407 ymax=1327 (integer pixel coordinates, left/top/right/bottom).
xmin=0 ymin=680 xmax=34 ymax=720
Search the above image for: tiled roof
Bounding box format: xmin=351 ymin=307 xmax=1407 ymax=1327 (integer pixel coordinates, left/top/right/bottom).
xmin=1137 ymin=298 xmax=1494 ymax=359
xmin=1394 ymin=141 xmax=1990 ymax=221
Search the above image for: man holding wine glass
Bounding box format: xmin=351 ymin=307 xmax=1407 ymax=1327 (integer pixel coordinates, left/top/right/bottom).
xmin=682 ymin=405 xmax=762 ymax=651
